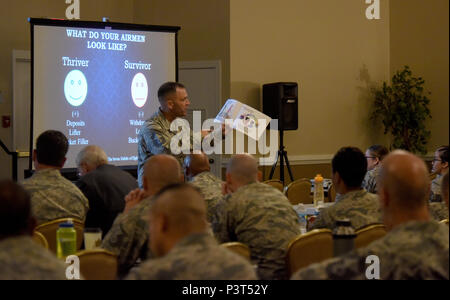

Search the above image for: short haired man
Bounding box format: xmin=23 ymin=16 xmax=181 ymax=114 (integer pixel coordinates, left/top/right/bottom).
xmin=126 ymin=184 xmax=257 ymax=280
xmin=75 ymin=145 xmax=138 ymax=236
xmin=102 ymin=154 xmax=182 ymax=277
xmin=292 ymin=151 xmax=449 ymax=280
xmin=362 ymin=144 xmax=389 ymax=193
xmin=212 ymin=154 xmax=300 ymax=280
xmin=22 ymin=130 xmax=89 ymax=224
xmin=310 ymin=147 xmax=382 ymax=231
xmin=0 ymin=180 xmax=68 ymax=279
xmin=430 ymin=145 xmax=449 ymax=202
xmin=184 ymin=153 xmax=223 ymax=222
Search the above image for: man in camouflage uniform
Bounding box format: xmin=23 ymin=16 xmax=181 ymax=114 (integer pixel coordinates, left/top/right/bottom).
xmin=185 ymin=153 xmax=223 ymax=222
xmin=362 ymin=145 xmax=389 ymax=194
xmin=22 ymin=130 xmax=89 ymax=225
xmin=292 ymin=150 xmax=449 ymax=280
xmin=102 ymin=155 xmax=182 ymax=277
xmin=429 ymin=146 xmax=448 ymax=203
xmin=127 ymin=184 xmax=257 ymax=280
xmin=310 ymin=147 xmax=382 ymax=231
xmin=211 ymin=154 xmax=300 ymax=280
xmin=429 ymin=172 xmax=449 ymax=221
xmin=0 ymin=180 xmax=69 ymax=280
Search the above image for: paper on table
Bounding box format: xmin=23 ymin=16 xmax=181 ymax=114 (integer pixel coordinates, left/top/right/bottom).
xmin=215 ymin=99 xmax=271 ymax=141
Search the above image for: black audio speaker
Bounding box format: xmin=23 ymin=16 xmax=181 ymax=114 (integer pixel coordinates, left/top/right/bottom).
xmin=262 ymin=82 xmax=298 ymax=130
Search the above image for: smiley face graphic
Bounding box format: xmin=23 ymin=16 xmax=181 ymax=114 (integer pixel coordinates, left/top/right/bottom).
xmin=64 ymin=70 xmax=88 ymax=107
xmin=131 ymin=73 xmax=148 ymax=108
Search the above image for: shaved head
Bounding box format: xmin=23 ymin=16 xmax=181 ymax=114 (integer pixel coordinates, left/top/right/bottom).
xmin=184 ymin=153 xmax=210 ymax=179
xmin=143 ymin=155 xmax=182 ymax=194
xmin=149 ymin=183 xmax=208 ymax=257
xmin=378 ymin=150 xmax=430 ymax=210
xmin=227 ymin=154 xmax=259 ymax=184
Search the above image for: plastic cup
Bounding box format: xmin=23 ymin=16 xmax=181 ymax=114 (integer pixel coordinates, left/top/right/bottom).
xmin=84 ymin=228 xmax=102 ymax=250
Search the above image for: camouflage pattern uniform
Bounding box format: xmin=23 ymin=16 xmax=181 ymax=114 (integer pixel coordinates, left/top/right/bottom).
xmin=211 ymin=182 xmax=301 ymax=280
xmin=126 ymin=232 xmax=258 ymax=280
xmin=0 ymin=236 xmax=69 ymax=280
xmin=189 ymin=171 xmax=223 ymax=222
xmin=138 ymin=109 xmax=199 ymax=187
xmin=22 ymin=169 xmax=89 ymax=225
xmin=362 ymin=165 xmax=381 ymax=194
xmin=101 ymin=196 xmax=154 ymax=277
xmin=292 ymin=221 xmax=449 ymax=280
xmin=430 ymin=174 xmax=443 ymax=203
xmin=429 ymin=202 xmax=449 ymax=222
xmin=309 ymin=190 xmax=382 ymax=231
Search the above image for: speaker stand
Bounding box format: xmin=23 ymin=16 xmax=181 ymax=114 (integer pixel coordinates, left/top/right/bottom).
xmin=269 ymin=129 xmax=294 ymax=185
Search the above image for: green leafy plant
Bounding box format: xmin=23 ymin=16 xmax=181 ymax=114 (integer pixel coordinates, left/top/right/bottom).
xmin=371 ymin=66 xmax=431 ymax=154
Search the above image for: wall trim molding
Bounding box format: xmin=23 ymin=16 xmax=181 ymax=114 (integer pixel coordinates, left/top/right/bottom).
xmin=221 ymin=152 xmax=435 ymax=167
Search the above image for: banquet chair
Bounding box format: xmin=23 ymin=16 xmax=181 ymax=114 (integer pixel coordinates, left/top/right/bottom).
xmin=439 ymin=219 xmax=449 ymax=225
xmin=284 ymin=179 xmax=312 ymax=205
xmin=326 ymin=183 xmax=336 ymax=202
xmin=35 ymin=218 xmax=84 ymax=253
xmin=286 ymin=229 xmax=333 ymax=276
xmin=76 ymin=249 xmax=118 ymax=280
xmin=263 ymin=179 xmax=284 ymax=193
xmin=355 ymin=224 xmax=387 ymax=249
xmin=221 ymin=242 xmax=251 ymax=261
xmin=32 ymin=231 xmax=49 ymax=249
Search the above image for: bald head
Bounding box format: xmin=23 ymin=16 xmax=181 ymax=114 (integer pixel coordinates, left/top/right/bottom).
xmin=149 ymin=183 xmax=208 ymax=257
xmin=227 ymin=154 xmax=259 ymax=184
xmin=143 ymin=155 xmax=182 ymax=195
xmin=184 ymin=153 xmax=210 ymax=179
xmin=152 ymin=184 xmax=207 ymax=231
xmin=378 ymin=150 xmax=430 ymax=210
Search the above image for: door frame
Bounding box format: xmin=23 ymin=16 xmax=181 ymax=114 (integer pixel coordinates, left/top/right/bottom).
xmin=179 ymin=60 xmax=223 ymax=178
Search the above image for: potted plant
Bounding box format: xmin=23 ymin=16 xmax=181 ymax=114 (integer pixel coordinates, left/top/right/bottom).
xmin=371 ymin=66 xmax=431 ymax=154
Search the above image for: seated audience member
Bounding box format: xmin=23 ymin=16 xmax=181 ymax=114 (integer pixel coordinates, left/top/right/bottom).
xmin=309 ymin=147 xmax=382 ymax=231
xmin=292 ymin=151 xmax=449 ymax=280
xmin=0 ymin=180 xmax=68 ymax=280
xmin=126 ymin=183 xmax=257 ymax=280
xmin=22 ymin=130 xmax=89 ymax=224
xmin=75 ymin=145 xmax=138 ymax=237
xmin=184 ymin=153 xmax=223 ymax=222
xmin=430 ymin=172 xmax=449 ymax=221
xmin=362 ymin=145 xmax=389 ymax=193
xmin=102 ymin=154 xmax=182 ymax=277
xmin=430 ymin=145 xmax=449 ymax=202
xmin=212 ymin=154 xmax=300 ymax=280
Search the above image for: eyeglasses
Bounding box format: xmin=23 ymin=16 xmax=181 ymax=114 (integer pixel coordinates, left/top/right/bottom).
xmin=433 ymin=158 xmax=442 ymax=162
xmin=365 ymin=156 xmax=377 ymax=159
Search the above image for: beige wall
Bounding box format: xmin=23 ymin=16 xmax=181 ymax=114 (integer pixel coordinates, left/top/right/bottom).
xmin=0 ymin=0 xmax=134 ymax=179
xmin=230 ymin=0 xmax=391 ymax=158
xmin=133 ymin=0 xmax=230 ymax=105
xmin=390 ymin=0 xmax=449 ymax=150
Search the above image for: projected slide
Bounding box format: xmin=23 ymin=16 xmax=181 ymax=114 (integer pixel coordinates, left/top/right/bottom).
xmin=32 ymin=21 xmax=177 ymax=169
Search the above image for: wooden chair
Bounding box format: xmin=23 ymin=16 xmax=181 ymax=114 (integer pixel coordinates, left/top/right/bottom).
xmin=326 ymin=183 xmax=336 ymax=202
xmin=221 ymin=242 xmax=251 ymax=261
xmin=355 ymin=224 xmax=387 ymax=249
xmin=263 ymin=179 xmax=284 ymax=193
xmin=286 ymin=229 xmax=333 ymax=276
xmin=35 ymin=218 xmax=84 ymax=253
xmin=439 ymin=219 xmax=449 ymax=225
xmin=284 ymin=178 xmax=312 ymax=205
xmin=76 ymin=249 xmax=118 ymax=280
xmin=32 ymin=231 xmax=49 ymax=249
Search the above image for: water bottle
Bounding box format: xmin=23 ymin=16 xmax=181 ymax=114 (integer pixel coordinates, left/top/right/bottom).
xmin=294 ymin=204 xmax=308 ymax=234
xmin=56 ymin=219 xmax=77 ymax=259
xmin=313 ymin=174 xmax=324 ymax=208
xmin=332 ymin=219 xmax=356 ymax=257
